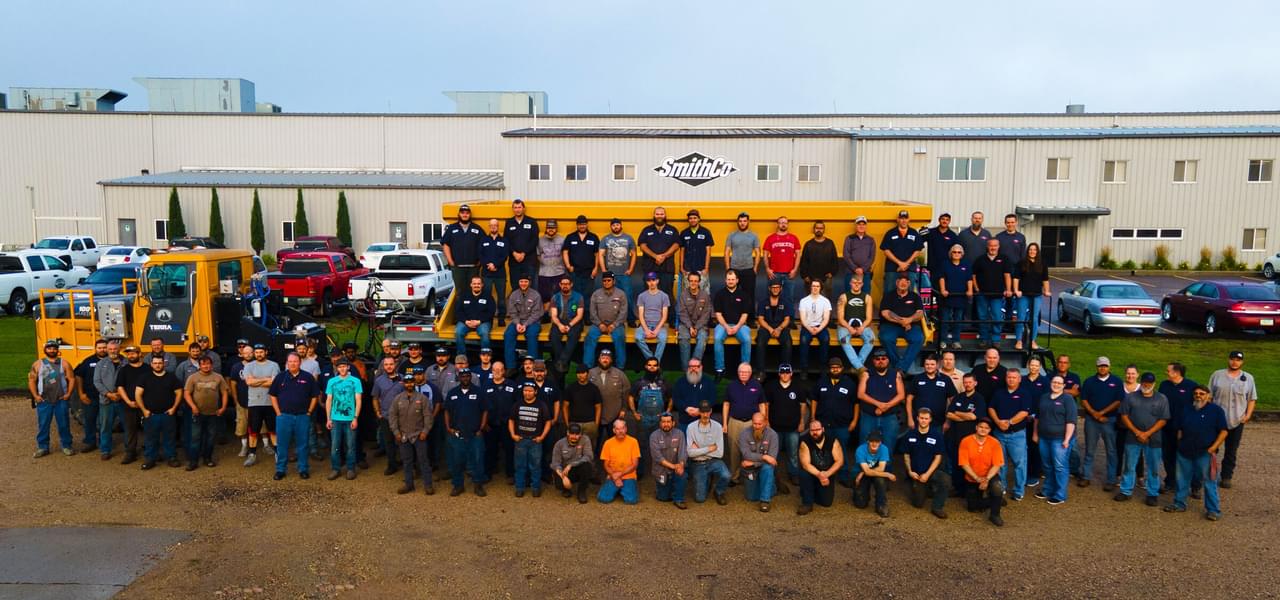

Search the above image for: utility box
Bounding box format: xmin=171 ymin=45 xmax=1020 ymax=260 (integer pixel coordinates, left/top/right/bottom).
xmin=99 ymin=300 xmax=129 ymax=339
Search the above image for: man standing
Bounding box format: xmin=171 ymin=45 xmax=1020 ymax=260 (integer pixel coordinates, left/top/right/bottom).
xmin=442 ymin=204 xmax=485 ymax=298
xmin=814 ymin=357 xmax=859 ymax=485
xmin=797 ymin=420 xmax=844 ymax=515
xmin=583 ymin=271 xmax=628 ymax=368
xmin=994 ymin=214 xmax=1027 ymax=267
xmin=183 ymin=356 xmax=228 ymax=470
xmin=712 ymin=270 xmax=752 ymax=377
xmin=547 ymin=276 xmax=585 ymax=374
xmin=599 ymin=218 xmax=637 ymax=318
xmin=372 ymin=358 xmax=404 ymax=475
xmin=879 ymin=209 xmax=923 ymax=292
xmin=988 ymin=369 xmax=1031 ymax=500
xmin=676 ymin=271 xmax=713 ymax=367
xmin=638 ymin=207 xmax=681 ymax=297
xmin=857 ymin=349 xmax=904 ymax=451
xmin=724 ymin=212 xmax=761 ymax=307
xmin=29 ymin=340 xmax=75 ymax=458
xmin=945 ymin=374 xmax=986 ymax=497
xmin=324 ymin=359 xmax=361 ymax=480
xmin=634 ymin=272 xmax=671 ymax=362
xmin=561 ymin=215 xmax=600 ymax=298
xmin=597 ymin=419 xmax=641 ymax=505
xmin=268 ymin=353 xmax=320 ymax=480
xmin=112 ymin=345 xmax=149 ymax=464
xmin=969 ymin=348 xmax=1007 ymax=402
xmin=798 ymin=221 xmax=838 ymax=301
xmin=922 ymin=212 xmax=959 ymax=279
xmin=754 ymin=277 xmax=792 ymax=373
xmin=835 ymin=277 xmax=874 ymax=371
xmin=589 ymin=349 xmax=630 ymax=451
xmin=536 ymin=220 xmax=566 ymax=304
xmin=73 ymin=339 xmax=107 ymax=453
xmin=971 ymin=238 xmax=1012 ymax=348
xmin=763 ymin=216 xmax=801 ymax=304
xmin=564 ymin=368 xmax=603 ymax=445
xmin=482 ymin=363 xmax=519 ymax=483
xmin=479 ymin=218 xmax=509 ymax=322
xmin=389 ymin=372 xmax=434 ymax=495
xmin=444 ymin=370 xmax=489 ymax=497
xmin=903 ymin=408 xmax=950 ymax=518
xmin=672 ymin=359 xmax=716 ymax=428
xmin=551 ymin=423 xmax=594 ymax=503
xmin=722 ymin=363 xmax=765 ymax=483
xmin=957 ymin=211 xmax=992 ymax=263
xmin=509 ymin=383 xmax=552 ymax=497
xmin=1164 ymin=386 xmax=1228 ymax=520
xmin=842 ymin=215 xmax=876 ymax=294
xmin=678 ymin=209 xmax=714 ymax=296
xmin=503 ymin=274 xmax=543 ymax=371
xmin=93 ymin=340 xmax=125 ymax=460
xmin=147 ymin=337 xmax=177 ymax=374
xmin=504 ymin=198 xmax=539 ymax=290
xmin=454 ymin=276 xmax=495 ymax=357
xmin=1209 ymin=350 xmax=1256 ymax=488
xmin=194 ymin=334 xmax=221 ymax=374
xmin=629 ymin=357 xmax=672 ymax=476
xmin=686 ymin=401 xmax=731 ymax=505
xmin=650 ymin=413 xmax=689 ymax=509
xmin=135 ymin=355 xmax=182 ymax=469
xmin=958 ymin=419 xmax=1006 ymax=526
xmin=738 ymin=412 xmax=780 ymax=512
xmin=765 ymin=363 xmax=806 ymax=490
xmin=1079 ymin=356 xmax=1124 ymax=490
xmin=1158 ymin=362 xmax=1199 ymax=493
xmin=906 ymin=355 xmax=957 ymax=430
xmin=853 ymin=432 xmax=896 ymax=518
xmin=795 ymin=279 xmax=832 ymax=374
xmin=878 ymin=275 xmax=925 ymax=373
xmin=1116 ymin=372 xmax=1170 ymax=506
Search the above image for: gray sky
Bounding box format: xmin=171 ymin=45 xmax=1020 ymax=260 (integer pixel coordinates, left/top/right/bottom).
xmin=2 ymin=0 xmax=1276 ymax=114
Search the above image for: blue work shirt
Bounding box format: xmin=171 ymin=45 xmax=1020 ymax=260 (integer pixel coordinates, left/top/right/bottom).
xmin=269 ymin=369 xmax=320 ymax=415
xmin=1158 ymin=377 xmax=1200 ymax=427
xmin=725 ymin=378 xmax=764 ymax=422
xmin=457 ymin=292 xmax=495 ymax=322
xmin=939 ymin=261 xmax=972 ymax=307
xmin=638 ymin=223 xmax=681 ymax=273
xmin=988 ymin=386 xmax=1032 ymax=432
xmin=679 ymin=226 xmax=716 ymax=273
xmin=1176 ymin=402 xmax=1228 ymax=458
xmin=444 ymin=384 xmax=488 ymax=437
xmin=908 ymin=372 xmax=956 ymax=421
xmin=879 ymin=226 xmax=922 ymax=263
xmin=813 ymin=375 xmax=858 ymax=426
xmin=479 ymin=235 xmax=509 ymax=274
xmin=442 ymin=221 xmax=485 ymax=265
xmin=1020 ymin=375 xmax=1049 ymax=418
xmin=922 ymin=226 xmax=960 ymax=270
xmin=900 ymin=426 xmax=945 ymax=473
xmin=1081 ymin=374 xmax=1125 ymax=417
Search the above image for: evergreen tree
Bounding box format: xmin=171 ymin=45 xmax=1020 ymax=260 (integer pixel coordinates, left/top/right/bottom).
xmin=208 ymin=188 xmax=225 ymax=245
xmin=335 ymin=191 xmax=352 ymax=247
xmin=166 ymin=187 xmax=187 ymax=239
xmin=294 ymin=188 xmax=310 ymax=237
xmin=250 ymin=190 xmax=265 ymax=255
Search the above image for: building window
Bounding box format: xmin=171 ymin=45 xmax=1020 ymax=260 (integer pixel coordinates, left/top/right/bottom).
xmin=1046 ymin=158 xmax=1070 ymax=181
xmin=422 ymin=223 xmax=444 ymax=243
xmin=565 ymin=164 xmax=588 ymax=181
xmin=1247 ymin=159 xmax=1273 ymax=183
xmin=797 ymin=164 xmax=821 ymax=183
xmin=1103 ymin=160 xmax=1127 ymax=183
xmin=1173 ymin=160 xmax=1198 ymax=183
xmin=938 ymin=157 xmax=986 ymax=182
xmin=528 ymin=164 xmax=551 ymax=181
xmin=153 ymin=219 xmax=169 ymax=242
xmin=282 ymin=221 xmax=295 ymax=243
xmin=1111 ymin=228 xmax=1183 ymax=240
xmin=756 ymin=164 xmax=780 ymax=182
xmin=1243 ymin=228 xmax=1268 ymax=251
xmin=612 ymin=164 xmax=636 ymax=181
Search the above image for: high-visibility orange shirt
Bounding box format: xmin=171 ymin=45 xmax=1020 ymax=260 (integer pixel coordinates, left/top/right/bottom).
xmin=958 ymin=434 xmax=1004 ymax=483
xmin=600 ymin=435 xmax=641 ymax=480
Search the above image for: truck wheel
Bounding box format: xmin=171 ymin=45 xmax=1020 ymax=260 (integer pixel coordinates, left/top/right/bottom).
xmin=319 ymin=290 xmax=333 ymax=317
xmin=7 ymin=289 xmax=27 ymax=315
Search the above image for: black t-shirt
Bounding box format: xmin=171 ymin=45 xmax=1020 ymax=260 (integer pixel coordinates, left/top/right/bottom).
xmin=714 ymin=286 xmax=752 ymax=324
xmin=138 ymin=370 xmax=182 ymax=414
xmin=946 ymin=392 xmax=987 ymax=440
xmin=510 ymin=400 xmax=551 ymax=438
xmin=1016 ymin=263 xmax=1048 ymax=295
xmin=115 ymin=363 xmax=149 ymax=404
xmin=972 ymin=254 xmax=1010 ymax=295
xmin=968 ymin=365 xmax=1007 ymax=403
xmin=881 ymin=290 xmax=923 ymax=320
xmin=75 ymin=355 xmax=103 ymax=399
xmin=561 ymin=232 xmax=601 ymax=272
xmin=765 ymin=380 xmax=807 ymax=431
xmin=564 ymin=381 xmax=603 ymax=423
xmin=228 ymin=360 xmax=251 ymax=408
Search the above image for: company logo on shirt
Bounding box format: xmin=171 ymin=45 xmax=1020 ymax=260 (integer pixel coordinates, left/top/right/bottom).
xmin=654 ymin=152 xmax=738 ymax=187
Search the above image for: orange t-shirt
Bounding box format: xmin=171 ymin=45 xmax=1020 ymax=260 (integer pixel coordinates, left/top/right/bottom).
xmin=958 ymin=434 xmax=1004 ymax=483
xmin=600 ymin=435 xmax=641 ymax=480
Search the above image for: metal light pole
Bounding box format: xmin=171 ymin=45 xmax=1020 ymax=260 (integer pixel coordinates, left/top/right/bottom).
xmin=26 ymin=186 xmax=36 ymax=243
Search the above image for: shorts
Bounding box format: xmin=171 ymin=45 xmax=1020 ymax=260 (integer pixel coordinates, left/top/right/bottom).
xmin=248 ymin=406 xmax=276 ymax=438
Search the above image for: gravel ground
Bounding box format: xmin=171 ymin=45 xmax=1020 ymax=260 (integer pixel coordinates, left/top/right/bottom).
xmin=3 ymin=397 xmax=1278 ymax=599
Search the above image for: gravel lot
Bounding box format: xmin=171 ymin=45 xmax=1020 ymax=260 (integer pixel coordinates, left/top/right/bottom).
xmin=3 ymin=396 xmax=1278 ymax=599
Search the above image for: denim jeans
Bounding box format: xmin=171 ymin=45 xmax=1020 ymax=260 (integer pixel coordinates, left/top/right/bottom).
xmin=81 ymin=398 xmax=100 ymax=446
xmin=800 ymin=471 xmax=836 ymax=507
xmin=597 ymin=478 xmax=639 ymax=504
xmin=836 ymin=327 xmax=875 ymax=370
xmin=584 ymin=325 xmax=627 ymax=370
xmin=571 ymin=273 xmax=595 ymax=300
xmin=995 ymin=429 xmax=1027 ymax=496
xmin=1015 ymin=295 xmax=1043 ymax=344
xmin=780 ymin=430 xmax=801 ymax=478
xmin=677 ymin=327 xmax=708 ymax=367
xmin=548 ymin=322 xmax=583 ymax=370
xmin=1082 ymin=418 xmax=1118 ymax=484
xmin=398 ymin=439 xmax=432 ymax=488
xmin=909 ymin=471 xmax=950 ymax=511
xmin=859 ymin=414 xmax=900 ymax=461
xmin=1039 ymin=436 xmax=1073 ymax=502
xmin=712 ymin=324 xmax=751 ymax=372
xmin=1175 ymin=453 xmax=1220 ymax=515
xmin=1120 ymin=443 xmax=1162 ymax=497
xmin=635 ymin=325 xmax=668 ymax=362
xmin=654 ymin=471 xmax=688 ymax=503
xmin=35 ymin=400 xmax=73 ymax=451
xmin=753 ymin=328 xmax=790 ymax=373
xmin=142 ymin=413 xmax=176 ymax=462
xmin=514 ymin=437 xmax=542 ymax=492
xmin=330 ymin=421 xmax=357 ymax=471
xmin=939 ymin=301 xmax=969 ymax=345
xmin=455 ymin=322 xmax=492 ymax=357
xmin=189 ymin=414 xmax=220 ymax=464
xmin=878 ymin=322 xmax=923 ymax=373
xmin=976 ymin=296 xmax=1006 ymax=345
xmin=275 ymin=413 xmax=311 ymax=475
xmin=742 ymin=464 xmax=776 ymax=503
xmin=688 ymin=459 xmax=731 ymax=502
xmin=448 ymin=433 xmax=487 ymax=488
xmin=504 ymin=322 xmax=541 ymax=370
xmin=826 ymin=423 xmax=856 ymax=484
xmin=98 ymin=402 xmax=122 ymax=456
xmin=797 ymin=329 xmax=829 ymax=372
xmin=854 ymin=475 xmax=889 ymax=510
xmin=482 ymin=275 xmax=506 ymax=318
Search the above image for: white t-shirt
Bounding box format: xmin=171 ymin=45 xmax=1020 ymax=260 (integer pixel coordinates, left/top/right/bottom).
xmin=797 ymin=295 xmax=832 ymax=328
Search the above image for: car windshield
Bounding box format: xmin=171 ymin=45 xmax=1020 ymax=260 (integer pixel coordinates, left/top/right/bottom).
xmin=1225 ymin=286 xmax=1278 ymax=301
xmin=34 ymin=239 xmax=70 ymax=250
xmin=294 ymin=241 xmax=328 ymax=250
xmin=281 ymin=260 xmax=330 ymax=275
xmin=107 ymin=247 xmax=134 ymax=256
xmin=85 ymin=268 xmax=134 ymax=285
xmin=1096 ymin=285 xmax=1148 ymax=300
xmin=367 ymin=244 xmax=396 ymax=252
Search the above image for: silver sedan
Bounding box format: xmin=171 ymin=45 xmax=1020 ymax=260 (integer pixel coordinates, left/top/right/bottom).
xmin=1056 ymin=280 xmax=1161 ymax=334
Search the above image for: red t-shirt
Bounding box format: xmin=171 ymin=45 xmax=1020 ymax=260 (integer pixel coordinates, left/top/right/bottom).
xmin=764 ymin=233 xmax=801 ymax=273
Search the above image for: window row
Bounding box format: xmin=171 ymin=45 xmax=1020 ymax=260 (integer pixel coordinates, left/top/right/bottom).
xmin=939 ymin=157 xmax=1274 ymax=184
xmin=528 ymin=163 xmax=822 ymax=183
xmin=1108 ymin=227 xmax=1269 ymax=251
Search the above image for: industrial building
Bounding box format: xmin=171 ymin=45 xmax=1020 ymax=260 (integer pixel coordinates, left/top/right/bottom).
xmin=6 ymin=87 xmax=127 ymax=111
xmin=133 ymin=77 xmax=279 ymax=113
xmin=1 ymin=107 xmax=1278 ymax=269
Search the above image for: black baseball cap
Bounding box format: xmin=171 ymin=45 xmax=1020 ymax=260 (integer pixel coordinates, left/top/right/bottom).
xmin=546 ymin=219 xmax=558 ymax=228
xmin=252 ymin=343 xmax=267 ymax=350
xmin=828 ymin=356 xmax=845 ymax=367
xmin=518 ymin=272 xmax=531 ymax=281
xmin=479 ymin=347 xmax=492 ymax=354
xmin=1229 ymin=350 xmax=1244 ymax=360
xmin=1140 ymin=372 xmax=1156 ymax=383
xmin=599 ymin=348 xmax=613 ymax=356
xmin=778 ymin=363 xmax=793 ymax=374
xmin=435 ymin=347 xmax=450 ymax=356
xmin=897 ymin=210 xmax=910 ymax=218
xmin=235 ymin=338 xmax=249 ymax=346
xmin=388 ymin=340 xmax=402 ymax=348
xmin=458 ymin=204 xmax=472 ymax=212
xmin=407 ymin=342 xmax=422 ymax=350
xmin=867 ymin=432 xmax=883 ymax=443
xmin=610 ymin=218 xmax=622 ymax=225
xmin=576 ymin=215 xmax=588 ymax=224
xmin=871 ymin=348 xmax=890 ymax=358
xmin=601 ymin=271 xmax=615 ymax=280
xmin=698 ymin=400 xmax=713 ymax=412
xmin=342 ymin=342 xmax=357 ymax=351
xmin=686 ymin=209 xmax=700 ymax=218
xmin=568 ymin=423 xmax=582 ymax=434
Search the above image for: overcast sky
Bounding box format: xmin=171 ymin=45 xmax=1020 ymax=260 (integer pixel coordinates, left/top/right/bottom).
xmin=2 ymin=0 xmax=1276 ymax=115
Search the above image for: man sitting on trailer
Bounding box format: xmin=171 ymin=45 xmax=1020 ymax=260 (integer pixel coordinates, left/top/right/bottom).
xmin=454 ymin=276 xmax=495 ymax=358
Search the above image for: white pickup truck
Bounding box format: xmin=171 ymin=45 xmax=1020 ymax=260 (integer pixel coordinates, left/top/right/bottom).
xmin=33 ymin=236 xmax=104 ymax=270
xmin=347 ymin=249 xmax=453 ymax=313
xmin=0 ymin=250 xmax=92 ymax=314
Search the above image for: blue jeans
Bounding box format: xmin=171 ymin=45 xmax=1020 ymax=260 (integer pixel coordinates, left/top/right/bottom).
xmin=976 ymin=296 xmax=1005 ymax=345
xmin=275 ymin=413 xmax=311 ymax=475
xmin=689 ymin=459 xmax=731 ymax=502
xmin=482 ymin=275 xmax=506 ymax=318
xmin=654 ymin=471 xmax=688 ymax=503
xmin=939 ymin=301 xmax=969 ymax=345
xmin=504 ymin=322 xmax=541 ymax=369
xmin=798 ymin=328 xmax=829 ymax=372
xmin=399 ymin=439 xmax=432 ymax=488
xmin=877 ymin=323 xmax=923 ymax=373
xmin=1082 ymin=418 xmax=1118 ymax=484
xmin=142 ymin=413 xmax=176 ymax=462
xmin=455 ymin=322 xmax=492 ymax=357
xmin=448 ymin=433 xmax=487 ymax=488
xmin=743 ymin=464 xmax=776 ymax=502
xmin=81 ymin=399 xmax=100 ymax=446
xmin=995 ymin=429 xmax=1028 ymax=496
xmin=1174 ymin=453 xmax=1220 ymax=514
xmin=189 ymin=414 xmax=219 ymax=464
xmin=513 ymin=437 xmax=542 ymax=492
xmin=613 ymin=276 xmax=633 ymax=317
xmin=712 ymin=324 xmax=751 ymax=372
xmin=678 ymin=328 xmax=708 ymax=367
xmin=1039 ymin=436 xmax=1073 ymax=502
xmin=836 ymin=327 xmax=874 ymax=370
xmin=781 ymin=430 xmax=801 ymax=478
xmin=826 ymin=423 xmax=856 ymax=484
xmin=1015 ymin=295 xmax=1043 ymax=344
xmin=571 ymin=273 xmax=595 ymax=300
xmin=330 ymin=421 xmax=357 ymax=471
xmin=1120 ymin=443 xmax=1162 ymax=497
xmin=98 ymin=402 xmax=122 ymax=456
xmin=35 ymin=400 xmax=73 ymax=451
xmin=597 ymin=478 xmax=639 ymax=504
xmin=584 ymin=325 xmax=626 ymax=369
xmin=635 ymin=324 xmax=668 ymax=361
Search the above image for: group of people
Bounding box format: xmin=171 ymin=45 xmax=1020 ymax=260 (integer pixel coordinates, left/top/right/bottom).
xmin=442 ymin=201 xmax=1049 ymax=377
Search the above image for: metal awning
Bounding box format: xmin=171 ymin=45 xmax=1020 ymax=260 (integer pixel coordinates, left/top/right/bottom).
xmin=1015 ymin=205 xmax=1111 ymax=217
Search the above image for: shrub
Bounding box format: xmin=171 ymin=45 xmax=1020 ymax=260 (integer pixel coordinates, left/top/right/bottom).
xmin=1218 ymin=245 xmax=1240 ymax=270
xmin=1153 ymin=244 xmax=1172 ymax=270
xmin=166 ymin=187 xmax=187 ymax=239
xmin=1120 ymin=259 xmax=1137 ymax=270
xmin=250 ymin=190 xmax=265 ymax=255
xmin=1195 ymin=247 xmax=1214 ymax=270
xmin=262 ymin=254 xmax=277 ymax=269
xmin=294 ymin=189 xmax=310 ymax=237
xmin=1139 ymin=261 xmax=1154 ymax=270
xmin=336 ymin=191 xmax=352 ymax=248
xmin=208 ymin=188 xmax=225 ymax=246
xmin=1177 ymin=261 xmax=1190 ymax=270
xmin=1096 ymin=246 xmax=1118 ymax=269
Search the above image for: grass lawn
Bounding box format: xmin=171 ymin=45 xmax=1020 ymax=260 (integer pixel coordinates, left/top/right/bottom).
xmin=0 ymin=317 xmax=36 ymax=391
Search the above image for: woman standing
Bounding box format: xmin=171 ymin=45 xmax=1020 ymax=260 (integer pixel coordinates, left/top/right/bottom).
xmin=1034 ymin=375 xmax=1077 ymax=505
xmin=936 ymin=244 xmax=973 ymax=350
xmin=1013 ymin=243 xmax=1050 ymax=350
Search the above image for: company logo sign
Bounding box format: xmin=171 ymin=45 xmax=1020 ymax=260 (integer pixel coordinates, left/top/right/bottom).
xmin=155 ymin=308 xmax=173 ymax=323
xmin=654 ymin=152 xmax=738 ymax=187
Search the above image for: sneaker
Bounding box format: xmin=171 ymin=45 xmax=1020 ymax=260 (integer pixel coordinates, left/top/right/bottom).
xmin=346 ymin=469 xmax=356 ymax=481
xmin=450 ymin=487 xmax=464 ymax=497
xmin=263 ymin=444 xmax=275 ymax=456
xmin=327 ymin=470 xmax=341 ymax=481
xmin=243 ymin=453 xmax=257 ymax=467
xmin=673 ymin=501 xmax=687 ymax=510
xmin=561 ymin=488 xmax=573 ymax=498
xmin=397 ymin=484 xmax=414 ymax=494
xmin=1033 ymin=491 xmax=1048 ymax=500
xmin=1102 ymin=483 xmax=1116 ymax=492
xmin=1145 ymin=495 xmax=1159 ymax=507
xmin=875 ymin=506 xmax=890 ymax=518
xmin=62 ymin=447 xmax=76 ymax=456
xmin=32 ymin=449 xmax=49 ymax=459
xmin=931 ymin=508 xmax=948 ymax=519
xmin=1206 ymin=512 xmax=1220 ymax=521
xmin=989 ymin=515 xmax=1004 ymax=527
xmin=1047 ymin=498 xmax=1065 ymax=506
xmin=1219 ymin=479 xmax=1232 ymax=489
xmin=141 ymin=461 xmax=155 ymax=470
xmin=938 ymin=342 xmax=949 ymax=350
xmin=1113 ymin=493 xmax=1130 ymax=502
xmin=760 ymin=502 xmax=770 ymax=513
xmin=952 ymin=342 xmax=963 ymax=350
xmin=237 ymin=445 xmax=248 ymax=458
xmin=797 ymin=504 xmax=813 ymax=516
xmin=1026 ymin=478 xmax=1040 ymax=488
xmin=474 ymin=485 xmax=486 ymax=497
xmin=1162 ymin=504 xmax=1186 ymax=513
xmin=1010 ymin=495 xmax=1023 ymax=502
xmin=205 ymin=461 xmax=216 ymax=468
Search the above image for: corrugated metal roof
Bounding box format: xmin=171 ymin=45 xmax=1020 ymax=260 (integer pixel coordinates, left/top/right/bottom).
xmin=1015 ymin=205 xmax=1112 ymax=217
xmin=847 ymin=126 xmax=1280 ymax=140
xmin=501 ymin=127 xmax=850 ymax=138
xmin=100 ymin=169 xmax=505 ymax=190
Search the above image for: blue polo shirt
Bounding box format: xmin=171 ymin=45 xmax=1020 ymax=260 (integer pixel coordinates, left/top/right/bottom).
xmin=908 ymin=373 xmax=956 ymax=421
xmin=813 ymin=375 xmax=857 ymax=426
xmin=638 ymin=223 xmax=681 ymax=273
xmin=923 ymin=226 xmax=959 ymax=270
xmin=679 ymin=226 xmax=716 ymax=273
xmin=1158 ymin=377 xmax=1199 ymax=426
xmin=442 ymin=222 xmax=485 ymax=265
xmin=879 ymin=226 xmax=922 ymax=263
xmin=1020 ymin=375 xmax=1049 ymax=417
xmin=988 ymin=386 xmax=1031 ymax=432
xmin=725 ymin=378 xmax=764 ymax=421
xmin=479 ymin=235 xmax=509 ymax=273
xmin=855 ymin=442 xmax=890 ymax=469
xmin=756 ymin=296 xmax=792 ymax=329
xmin=995 ymin=231 xmax=1027 ymax=269
xmin=444 ymin=384 xmax=488 ymax=437
xmin=900 ymin=426 xmax=945 ymax=472
xmin=1081 ymin=374 xmax=1125 ymax=416
xmin=1053 ymin=370 xmax=1082 ymax=395
xmin=1176 ymin=402 xmax=1227 ymax=458
xmin=457 ymin=292 xmax=495 ymax=322
xmin=939 ymin=261 xmax=972 ymax=307
xmin=269 ymin=369 xmax=320 ymax=415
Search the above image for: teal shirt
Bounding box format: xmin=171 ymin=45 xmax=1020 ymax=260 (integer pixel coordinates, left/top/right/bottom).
xmin=325 ymin=375 xmax=361 ymax=422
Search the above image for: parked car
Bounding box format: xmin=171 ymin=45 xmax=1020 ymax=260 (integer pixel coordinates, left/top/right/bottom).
xmin=359 ymin=242 xmax=407 ymax=270
xmin=1263 ymin=252 xmax=1280 ymax=279
xmin=267 ymin=251 xmax=368 ymax=316
xmin=0 ymin=250 xmax=91 ymax=314
xmin=33 ymin=235 xmax=103 ymax=269
xmin=47 ymin=264 xmax=144 ymax=312
xmin=169 ymin=236 xmax=226 ymax=250
xmin=1057 ymin=280 xmax=1161 ymax=334
xmin=276 ymin=236 xmax=355 ymax=263
xmin=97 ymin=246 xmax=151 ymax=268
xmin=1161 ymin=280 xmax=1280 ymax=334
xmin=347 ymin=249 xmax=452 ymax=313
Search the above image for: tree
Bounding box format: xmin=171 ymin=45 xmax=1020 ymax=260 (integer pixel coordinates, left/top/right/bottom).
xmin=208 ymin=188 xmax=225 ymax=246
xmin=335 ymin=191 xmax=352 ymax=248
xmin=294 ymin=188 xmax=310 ymax=237
xmin=250 ymin=190 xmax=265 ymax=255
xmin=166 ymin=187 xmax=187 ymax=239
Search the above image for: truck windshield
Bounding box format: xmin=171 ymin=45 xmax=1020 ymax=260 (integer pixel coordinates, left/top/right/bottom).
xmin=281 ymin=260 xmax=330 ymax=275
xmin=378 ymin=255 xmax=431 ymax=270
xmin=145 ymin=263 xmax=190 ymax=300
xmin=294 ymin=241 xmax=327 ymax=250
xmin=34 ymin=239 xmax=71 ymax=250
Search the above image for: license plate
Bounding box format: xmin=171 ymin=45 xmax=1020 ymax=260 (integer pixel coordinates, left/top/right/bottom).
xmin=1262 ymin=319 xmax=1275 ymax=326
xmin=1125 ymin=309 xmax=1140 ymax=316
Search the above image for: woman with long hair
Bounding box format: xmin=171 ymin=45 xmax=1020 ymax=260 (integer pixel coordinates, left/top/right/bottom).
xmin=1013 ymin=242 xmax=1050 ymax=350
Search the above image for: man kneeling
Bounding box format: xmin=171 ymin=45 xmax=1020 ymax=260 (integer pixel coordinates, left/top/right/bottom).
xmin=959 ymin=418 xmax=1005 ymax=526
xmin=738 ymin=412 xmax=780 ymax=512
xmin=598 ymin=419 xmax=640 ymax=504
xmin=551 ymin=423 xmax=594 ymax=503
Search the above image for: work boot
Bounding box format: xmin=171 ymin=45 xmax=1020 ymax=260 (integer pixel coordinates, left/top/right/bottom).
xmin=384 ymin=464 xmax=398 ymax=476
xmin=714 ymin=492 xmax=727 ymax=506
xmin=474 ymin=484 xmax=486 ymax=497
xmin=797 ymin=504 xmax=813 ymax=516
xmin=989 ymin=515 xmax=1004 ymax=527
xmin=776 ymin=480 xmax=790 ymax=495
xmin=577 ymin=483 xmax=589 ymax=504
xmin=759 ymin=502 xmax=770 ymax=513
xmin=424 ymin=484 xmax=435 ymax=495
xmin=327 ymin=470 xmax=341 ymax=481
xmin=450 ymin=487 xmax=464 ymax=497
xmin=32 ymin=449 xmax=49 ymax=459
xmin=931 ymin=508 xmax=948 ymax=519
xmin=346 ymin=469 xmax=357 ymax=480
xmin=673 ymin=501 xmax=687 ymax=510
xmin=141 ymin=461 xmax=155 ymax=470
xmin=876 ymin=505 xmax=890 ymax=518
xmin=561 ymin=488 xmax=573 ymax=498
xmin=167 ymin=458 xmax=181 ymax=468
xmin=532 ymin=488 xmax=542 ymax=498
xmin=397 ymin=484 xmax=415 ymax=494
xmin=121 ymin=453 xmax=137 ymax=465
xmin=185 ymin=463 xmax=198 ymax=472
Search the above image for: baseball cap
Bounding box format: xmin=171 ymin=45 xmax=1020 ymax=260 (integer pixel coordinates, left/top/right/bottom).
xmin=43 ymin=339 xmax=59 ymax=348
xmin=388 ymin=340 xmax=402 ymax=348
xmin=1229 ymin=350 xmax=1244 ymax=360
xmin=532 ymin=359 xmax=547 ymax=369
xmin=568 ymin=423 xmax=582 ymax=434
xmin=458 ymin=204 xmax=471 ymax=212
xmin=1140 ymin=372 xmax=1156 ymax=383
xmin=598 ymin=348 xmax=613 ymax=356
xmin=479 ymin=347 xmax=492 ymax=354
xmin=897 ymin=210 xmax=910 ymax=219
xmin=454 ymin=354 xmax=468 ymax=363
xmin=610 ymin=217 xmax=622 ymax=225
xmin=698 ymin=400 xmax=713 ymax=412
xmin=252 ymin=343 xmax=267 ymax=350
xmin=576 ymin=215 xmax=588 ymax=224
xmin=235 ymin=338 xmax=249 ymax=346
xmin=828 ymin=356 xmax=845 ymax=367
xmin=686 ymin=209 xmax=700 ymax=218
xmin=644 ymin=271 xmax=658 ymax=281
xmin=601 ymin=271 xmax=615 ymax=280
xmin=778 ymin=364 xmax=793 ymax=374
xmin=1096 ymin=356 xmax=1111 ymax=366
xmin=867 ymin=432 xmax=883 ymax=443
xmin=123 ymin=345 xmax=140 ymax=352
xmin=342 ymin=342 xmax=358 ymax=351
xmin=854 ymin=215 xmax=868 ymax=224
xmin=405 ymin=342 xmax=421 ymax=350
xmin=435 ymin=347 xmax=450 ymax=355
xmin=768 ymin=277 xmax=784 ymax=287
xmin=334 ymin=358 xmax=350 ymax=367
xmin=517 ymin=272 xmax=531 ymax=281
xmin=871 ymin=348 xmax=890 ymax=358
xmin=196 ymin=334 xmax=210 ymax=342
xmin=546 ymin=219 xmax=558 ymax=228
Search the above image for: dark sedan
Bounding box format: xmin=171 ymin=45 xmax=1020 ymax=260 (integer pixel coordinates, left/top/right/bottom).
xmin=1161 ymin=280 xmax=1280 ymax=334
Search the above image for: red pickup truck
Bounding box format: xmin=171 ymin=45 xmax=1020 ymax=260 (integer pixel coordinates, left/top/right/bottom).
xmin=276 ymin=236 xmax=356 ymax=264
xmin=267 ymin=251 xmax=368 ymax=316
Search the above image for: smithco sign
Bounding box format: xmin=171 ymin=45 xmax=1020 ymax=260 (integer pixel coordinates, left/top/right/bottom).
xmin=654 ymin=152 xmax=738 ymax=187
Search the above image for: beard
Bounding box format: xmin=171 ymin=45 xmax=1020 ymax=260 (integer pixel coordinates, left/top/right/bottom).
xmin=752 ymin=429 xmax=764 ymax=442
xmin=685 ymin=371 xmax=701 ymax=385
